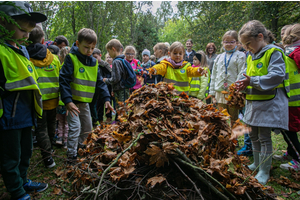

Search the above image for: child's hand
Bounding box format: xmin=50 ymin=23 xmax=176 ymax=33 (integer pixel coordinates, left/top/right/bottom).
xmin=105 ymin=101 xmax=115 ymax=114
xmin=103 ymin=78 xmax=107 ymax=82
xmin=197 ymin=67 xmax=207 ymax=76
xmin=66 ymin=102 xmax=80 ymax=117
xmin=212 ymin=96 xmax=217 ymax=104
xmin=235 ymin=73 xmax=250 ymax=91
xmin=147 ymin=68 xmax=156 ymax=78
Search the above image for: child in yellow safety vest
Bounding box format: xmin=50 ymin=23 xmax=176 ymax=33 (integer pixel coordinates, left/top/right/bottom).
xmin=26 ymin=25 xmax=61 ymax=168
xmin=189 ymin=51 xmax=210 ymax=101
xmin=59 ymin=28 xmax=114 ymax=164
xmin=273 ymin=23 xmax=300 ymax=171
xmin=0 ymin=2 xmax=49 ymax=199
xmin=236 ymin=20 xmax=289 ymax=185
xmin=148 ymin=41 xmax=207 ymax=95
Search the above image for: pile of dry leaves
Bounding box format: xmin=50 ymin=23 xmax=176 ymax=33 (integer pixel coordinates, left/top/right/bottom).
xmin=55 ymin=82 xmax=274 ymax=200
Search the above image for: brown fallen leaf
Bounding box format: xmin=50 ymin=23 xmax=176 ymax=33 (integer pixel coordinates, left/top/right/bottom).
xmin=146 ymin=174 xmax=166 ymax=188
xmin=231 ymin=125 xmax=252 ymax=140
xmin=53 ymin=187 xmax=62 ymax=195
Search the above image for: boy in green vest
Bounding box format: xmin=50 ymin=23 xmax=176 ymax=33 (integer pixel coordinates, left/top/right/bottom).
xmin=59 ymin=28 xmax=113 ymax=163
xmin=26 ymin=25 xmax=61 ymax=168
xmin=0 ymin=1 xmax=48 ymax=199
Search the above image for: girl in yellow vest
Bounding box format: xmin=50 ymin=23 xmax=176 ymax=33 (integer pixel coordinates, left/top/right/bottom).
xmin=273 ymin=24 xmax=300 ymax=171
xmin=189 ymin=51 xmax=210 ymax=101
xmin=209 ymin=30 xmax=246 ymax=125
xmin=236 ymin=20 xmax=289 ymax=185
xmin=148 ymin=42 xmax=207 ymax=95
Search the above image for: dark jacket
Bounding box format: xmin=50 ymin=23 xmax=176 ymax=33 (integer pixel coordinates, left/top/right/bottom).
xmin=142 ymin=61 xmax=162 ymax=84
xmin=184 ymin=49 xmax=196 ymax=65
xmin=98 ymin=60 xmax=112 ymax=92
xmin=0 ymin=43 xmax=36 ymax=130
xmin=104 ymin=55 xmax=127 ymax=92
xmin=59 ymin=43 xmax=110 ymax=105
xmin=26 ymin=43 xmax=47 ymax=60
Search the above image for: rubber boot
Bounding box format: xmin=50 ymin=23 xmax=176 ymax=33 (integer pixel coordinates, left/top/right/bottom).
xmin=248 ymin=151 xmax=259 ymax=171
xmin=255 ymin=154 xmax=272 ymax=185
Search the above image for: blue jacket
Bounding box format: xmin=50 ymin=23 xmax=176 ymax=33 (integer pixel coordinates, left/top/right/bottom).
xmin=0 ymin=43 xmax=36 ymax=130
xmin=142 ymin=61 xmax=162 ymax=84
xmin=59 ymin=43 xmax=110 ymax=105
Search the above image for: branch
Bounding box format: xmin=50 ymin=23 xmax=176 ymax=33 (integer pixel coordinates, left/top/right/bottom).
xmin=172 ymin=159 xmax=204 ymax=200
xmin=94 ymin=132 xmax=144 ymax=200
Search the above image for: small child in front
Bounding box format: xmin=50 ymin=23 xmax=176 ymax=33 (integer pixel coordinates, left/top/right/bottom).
xmin=0 ymin=1 xmax=48 ymax=199
xmin=149 ymin=41 xmax=206 ymax=95
xmin=236 ymin=20 xmax=289 ymax=185
xmin=59 ymin=28 xmax=113 ymax=163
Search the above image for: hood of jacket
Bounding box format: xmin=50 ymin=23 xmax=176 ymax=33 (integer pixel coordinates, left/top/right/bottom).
xmin=251 ymin=44 xmax=283 ymax=60
xmin=27 ymin=43 xmax=54 ymax=67
xmin=99 ymin=60 xmax=112 ymax=72
xmin=69 ymin=42 xmax=97 ymax=66
xmin=160 ymin=59 xmax=189 ymax=69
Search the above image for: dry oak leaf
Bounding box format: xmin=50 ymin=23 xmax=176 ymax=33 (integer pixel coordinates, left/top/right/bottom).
xmin=112 ymin=131 xmax=132 ymax=143
xmin=53 ymin=187 xmax=62 ymax=195
xmin=144 ymin=144 xmax=169 ymax=167
xmin=146 ymin=174 xmax=166 ymax=188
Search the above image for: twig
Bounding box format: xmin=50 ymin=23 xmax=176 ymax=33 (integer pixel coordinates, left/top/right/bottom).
xmin=94 ymin=132 xmax=144 ymax=200
xmin=172 ymin=159 xmax=204 ymax=200
xmin=173 ymin=156 xmax=232 ymax=200
xmin=174 ymin=149 xmax=236 ymax=200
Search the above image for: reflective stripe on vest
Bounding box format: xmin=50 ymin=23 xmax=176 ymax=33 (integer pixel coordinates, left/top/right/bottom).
xmin=287 ymin=56 xmax=300 ymax=106
xmin=246 ymin=48 xmax=290 ymax=101
xmin=189 ymin=67 xmax=211 ymax=97
xmin=163 ymin=62 xmax=191 ymax=94
xmin=69 ymin=53 xmax=98 ymax=103
xmin=35 ymin=55 xmax=60 ymax=100
xmin=0 ymin=45 xmax=43 ymax=118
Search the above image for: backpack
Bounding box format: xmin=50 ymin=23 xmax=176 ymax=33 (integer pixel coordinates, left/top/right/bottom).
xmin=115 ymin=58 xmax=136 ymax=88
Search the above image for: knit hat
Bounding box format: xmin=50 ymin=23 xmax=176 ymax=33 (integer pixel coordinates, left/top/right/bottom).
xmin=142 ymin=49 xmax=150 ymax=57
xmin=0 ymin=1 xmax=47 ymax=23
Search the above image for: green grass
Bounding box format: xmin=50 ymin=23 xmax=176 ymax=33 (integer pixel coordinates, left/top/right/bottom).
xmin=1 ymin=132 xmax=300 ymax=199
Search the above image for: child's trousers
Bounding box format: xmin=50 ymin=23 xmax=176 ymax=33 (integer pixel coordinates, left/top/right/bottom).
xmin=0 ymin=127 xmax=32 ymax=199
xmin=249 ymin=126 xmax=272 ymax=155
xmin=36 ymin=108 xmax=56 ymax=159
xmin=67 ymin=103 xmax=92 ymax=157
xmin=56 ymin=113 xmax=68 ymax=143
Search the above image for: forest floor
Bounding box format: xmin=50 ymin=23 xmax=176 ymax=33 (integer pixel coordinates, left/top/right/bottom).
xmin=0 ymin=132 xmax=300 ymax=200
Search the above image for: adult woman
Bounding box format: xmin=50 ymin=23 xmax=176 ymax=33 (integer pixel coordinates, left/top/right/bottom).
xmin=205 ymin=43 xmax=218 ymax=71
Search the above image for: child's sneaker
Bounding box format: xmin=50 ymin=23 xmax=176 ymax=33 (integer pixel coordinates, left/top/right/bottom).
xmin=63 ymin=141 xmax=67 ymax=149
xmin=23 ymin=179 xmax=48 ymax=193
xmin=280 ymin=159 xmax=300 ymax=171
xmin=55 ymin=137 xmax=63 ymax=145
xmin=273 ymin=152 xmax=292 ymax=161
xmin=44 ymin=157 xmax=56 ymax=168
xmin=16 ymin=193 xmax=30 ymax=200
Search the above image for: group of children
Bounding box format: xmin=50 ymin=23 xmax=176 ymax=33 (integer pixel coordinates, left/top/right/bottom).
xmin=1 ymin=1 xmax=300 ymax=200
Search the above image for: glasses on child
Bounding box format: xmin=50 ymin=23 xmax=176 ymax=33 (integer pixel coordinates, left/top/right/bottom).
xmin=126 ymin=53 xmax=135 ymax=56
xmin=223 ymin=41 xmax=236 ymax=45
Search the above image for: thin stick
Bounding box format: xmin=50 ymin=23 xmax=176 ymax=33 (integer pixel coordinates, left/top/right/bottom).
xmin=94 ymin=132 xmax=144 ymax=200
xmin=172 ymin=160 xmax=204 ymax=200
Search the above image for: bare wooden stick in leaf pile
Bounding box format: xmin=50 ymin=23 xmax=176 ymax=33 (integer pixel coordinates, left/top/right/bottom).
xmin=55 ymin=82 xmax=275 ymax=200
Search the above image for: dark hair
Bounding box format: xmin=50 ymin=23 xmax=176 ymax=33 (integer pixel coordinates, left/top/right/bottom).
xmin=106 ymin=39 xmax=123 ymax=52
xmin=186 ymin=39 xmax=193 ymax=44
xmin=47 ymin=45 xmax=60 ymax=55
xmin=205 ymin=43 xmax=217 ymax=55
xmin=77 ymin=28 xmax=97 ymax=44
xmin=28 ymin=25 xmax=44 ymax=44
xmin=54 ymin=35 xmax=69 ymax=46
xmin=93 ymin=48 xmax=101 ymax=55
xmin=11 ymin=15 xmax=36 ymax=29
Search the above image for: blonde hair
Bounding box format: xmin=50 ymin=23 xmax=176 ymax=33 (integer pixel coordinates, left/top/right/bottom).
xmin=169 ymin=41 xmax=185 ymax=54
xmin=59 ymin=46 xmax=71 ymax=64
xmin=124 ymin=45 xmax=137 ymax=56
xmin=195 ymin=51 xmax=208 ymax=68
xmin=106 ymin=39 xmax=123 ymax=52
xmin=282 ymin=24 xmax=300 ymax=46
xmin=222 ymin=30 xmax=238 ymax=41
xmin=239 ymin=20 xmax=275 ymax=43
xmin=153 ymin=43 xmax=168 ymax=56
